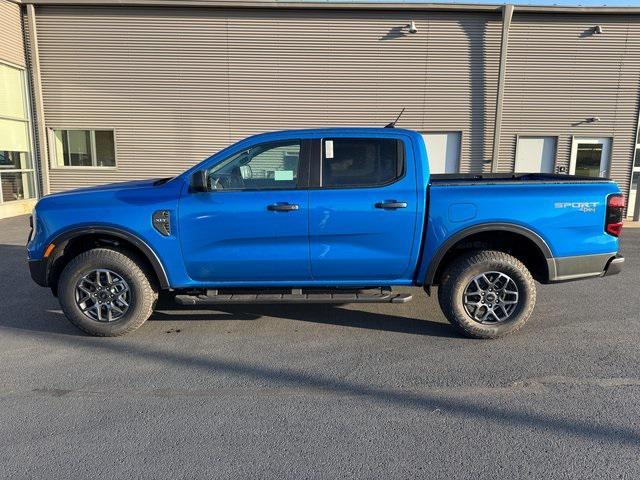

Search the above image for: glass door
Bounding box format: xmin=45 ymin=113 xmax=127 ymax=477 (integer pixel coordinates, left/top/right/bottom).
xmin=629 ymin=126 xmax=640 ymax=219
xmin=569 ymin=137 xmax=611 ymax=178
xmin=0 ymin=62 xmax=36 ymax=205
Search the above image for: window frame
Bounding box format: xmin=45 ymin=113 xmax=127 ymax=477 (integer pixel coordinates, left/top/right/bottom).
xmin=49 ymin=128 xmax=118 ymax=170
xmin=569 ymin=136 xmax=613 ymax=178
xmin=630 ymin=125 xmax=640 ymax=220
xmin=204 ymin=138 xmax=311 ymax=193
xmin=314 ymin=137 xmax=406 ymax=190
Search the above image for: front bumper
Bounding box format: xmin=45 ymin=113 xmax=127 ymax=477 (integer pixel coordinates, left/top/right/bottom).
xmin=547 ymin=253 xmax=623 ymax=282
xmin=29 ymin=259 xmax=48 ymax=287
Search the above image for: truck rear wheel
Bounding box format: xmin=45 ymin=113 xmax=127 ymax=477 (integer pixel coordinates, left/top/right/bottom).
xmin=58 ymin=248 xmax=158 ymax=336
xmin=437 ymin=250 xmax=536 ymax=339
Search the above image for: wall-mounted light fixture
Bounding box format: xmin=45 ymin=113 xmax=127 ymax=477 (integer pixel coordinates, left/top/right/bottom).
xmin=408 ymin=20 xmax=418 ymax=34
xmin=586 ymin=117 xmax=601 ymax=123
xmin=594 ymin=25 xmax=604 ymax=34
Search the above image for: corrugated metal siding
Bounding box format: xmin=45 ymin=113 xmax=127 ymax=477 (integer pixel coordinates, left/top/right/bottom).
xmin=500 ymin=13 xmax=640 ymax=202
xmin=0 ymin=0 xmax=25 ymax=67
xmin=34 ymin=6 xmax=500 ymax=192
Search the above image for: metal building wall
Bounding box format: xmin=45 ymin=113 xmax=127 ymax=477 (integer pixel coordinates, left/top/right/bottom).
xmin=0 ymin=0 xmax=25 ymax=67
xmin=33 ymin=6 xmax=501 ymax=192
xmin=499 ymin=13 xmax=640 ymax=202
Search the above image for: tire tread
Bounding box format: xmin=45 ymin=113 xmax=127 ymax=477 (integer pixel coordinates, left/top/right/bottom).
xmin=438 ymin=250 xmax=536 ymax=339
xmin=58 ymin=247 xmax=157 ymax=336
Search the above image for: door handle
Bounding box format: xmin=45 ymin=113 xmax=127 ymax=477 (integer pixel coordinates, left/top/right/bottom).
xmin=267 ymin=203 xmax=299 ymax=212
xmin=375 ymin=201 xmax=407 ymax=210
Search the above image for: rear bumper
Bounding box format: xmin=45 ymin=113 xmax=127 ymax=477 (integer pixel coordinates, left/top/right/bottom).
xmin=29 ymin=259 xmax=48 ymax=287
xmin=603 ymin=254 xmax=624 ymax=277
xmin=547 ymin=252 xmax=623 ymax=282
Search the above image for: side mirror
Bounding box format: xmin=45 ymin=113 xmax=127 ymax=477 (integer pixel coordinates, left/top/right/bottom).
xmin=191 ymin=170 xmax=209 ymax=193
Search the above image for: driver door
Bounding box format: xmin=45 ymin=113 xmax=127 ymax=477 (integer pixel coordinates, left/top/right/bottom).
xmin=178 ymin=139 xmax=311 ymax=284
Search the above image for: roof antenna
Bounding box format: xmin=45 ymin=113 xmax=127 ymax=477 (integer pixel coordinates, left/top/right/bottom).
xmin=385 ymin=108 xmax=405 ymax=128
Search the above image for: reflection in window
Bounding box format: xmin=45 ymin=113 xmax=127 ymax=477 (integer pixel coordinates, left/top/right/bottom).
xmin=0 ymin=63 xmax=35 ymax=204
xmin=322 ymin=138 xmax=402 ymax=187
xmin=0 ymin=151 xmax=30 ymax=170
xmin=1 ymin=171 xmax=34 ymax=202
xmin=53 ymin=130 xmax=116 ymax=167
xmin=574 ymin=144 xmax=603 ymax=178
xmin=208 ymin=141 xmax=300 ymax=190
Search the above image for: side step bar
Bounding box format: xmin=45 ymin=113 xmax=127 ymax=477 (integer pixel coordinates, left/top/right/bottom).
xmin=175 ymin=287 xmax=413 ymax=305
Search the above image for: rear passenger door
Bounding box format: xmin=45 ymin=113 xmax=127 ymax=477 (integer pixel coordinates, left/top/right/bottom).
xmin=308 ymin=135 xmax=419 ymax=282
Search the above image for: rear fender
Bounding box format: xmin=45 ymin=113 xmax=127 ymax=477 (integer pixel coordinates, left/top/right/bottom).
xmin=422 ymin=223 xmax=553 ymax=285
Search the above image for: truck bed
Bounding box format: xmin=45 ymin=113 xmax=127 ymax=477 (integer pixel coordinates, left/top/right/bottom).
xmin=430 ymin=173 xmax=613 ymax=186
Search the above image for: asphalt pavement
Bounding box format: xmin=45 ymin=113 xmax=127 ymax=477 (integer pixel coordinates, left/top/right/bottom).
xmin=1 ymin=214 xmax=639 ymax=479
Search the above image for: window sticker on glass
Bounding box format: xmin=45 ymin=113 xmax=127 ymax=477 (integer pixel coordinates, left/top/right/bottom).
xmin=325 ymin=140 xmax=334 ymax=159
xmin=274 ymin=170 xmax=294 ymax=181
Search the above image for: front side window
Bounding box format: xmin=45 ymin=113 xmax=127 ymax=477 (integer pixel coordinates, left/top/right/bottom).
xmin=322 ymin=138 xmax=403 ymax=188
xmin=52 ymin=129 xmax=116 ymax=167
xmin=208 ymin=140 xmax=301 ymax=190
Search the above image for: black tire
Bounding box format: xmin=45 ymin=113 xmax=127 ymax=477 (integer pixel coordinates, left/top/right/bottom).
xmin=437 ymin=250 xmax=536 ymax=339
xmin=58 ymin=248 xmax=158 ymax=336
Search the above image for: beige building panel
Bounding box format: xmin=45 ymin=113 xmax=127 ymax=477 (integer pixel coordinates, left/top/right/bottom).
xmin=499 ymin=13 xmax=640 ymax=201
xmin=0 ymin=0 xmax=25 ymax=67
xmin=34 ymin=6 xmax=501 ymax=192
xmin=31 ymin=5 xmax=639 ymax=198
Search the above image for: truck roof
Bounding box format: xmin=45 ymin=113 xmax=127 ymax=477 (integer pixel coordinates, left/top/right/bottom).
xmin=241 ymin=127 xmax=420 ymax=142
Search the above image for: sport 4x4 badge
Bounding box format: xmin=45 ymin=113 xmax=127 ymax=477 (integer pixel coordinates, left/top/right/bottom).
xmin=554 ymin=201 xmax=599 ymax=213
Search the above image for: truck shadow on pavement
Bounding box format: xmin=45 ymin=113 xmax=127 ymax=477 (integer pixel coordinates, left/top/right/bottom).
xmin=1 ymin=243 xmax=456 ymax=338
xmin=150 ymin=300 xmax=459 ymax=338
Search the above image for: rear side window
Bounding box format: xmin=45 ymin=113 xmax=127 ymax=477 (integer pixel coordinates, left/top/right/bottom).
xmin=322 ymin=138 xmax=404 ymax=188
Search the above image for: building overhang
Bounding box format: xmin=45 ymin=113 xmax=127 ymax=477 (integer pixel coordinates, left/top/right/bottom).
xmin=6 ymin=0 xmax=640 ymax=16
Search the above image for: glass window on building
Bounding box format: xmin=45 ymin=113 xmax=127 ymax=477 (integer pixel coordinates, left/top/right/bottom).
xmin=0 ymin=63 xmax=35 ymax=203
xmin=629 ymin=145 xmax=640 ymax=219
xmin=52 ymin=129 xmax=116 ymax=168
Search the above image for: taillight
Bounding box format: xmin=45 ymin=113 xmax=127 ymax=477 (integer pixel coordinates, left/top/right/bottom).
xmin=605 ymin=194 xmax=624 ymax=237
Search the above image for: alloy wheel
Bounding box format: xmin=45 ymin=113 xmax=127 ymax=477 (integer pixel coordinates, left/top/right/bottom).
xmin=75 ymin=269 xmax=131 ymax=322
xmin=462 ymin=271 xmax=519 ymax=324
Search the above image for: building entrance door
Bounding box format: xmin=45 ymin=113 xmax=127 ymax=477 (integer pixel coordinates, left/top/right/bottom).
xmin=570 ymin=137 xmax=611 ymax=178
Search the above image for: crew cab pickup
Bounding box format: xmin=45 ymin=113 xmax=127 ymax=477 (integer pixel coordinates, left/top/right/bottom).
xmin=27 ymin=128 xmax=625 ymax=338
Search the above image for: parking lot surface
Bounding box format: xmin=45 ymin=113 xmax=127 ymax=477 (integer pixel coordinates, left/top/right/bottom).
xmin=1 ymin=214 xmax=639 ymax=479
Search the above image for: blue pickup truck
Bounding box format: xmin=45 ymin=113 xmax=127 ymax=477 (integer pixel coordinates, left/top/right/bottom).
xmin=27 ymin=128 xmax=625 ymax=338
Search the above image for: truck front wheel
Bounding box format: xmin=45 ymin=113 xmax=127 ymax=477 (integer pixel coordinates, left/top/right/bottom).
xmin=437 ymin=250 xmax=536 ymax=339
xmin=58 ymin=248 xmax=158 ymax=336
